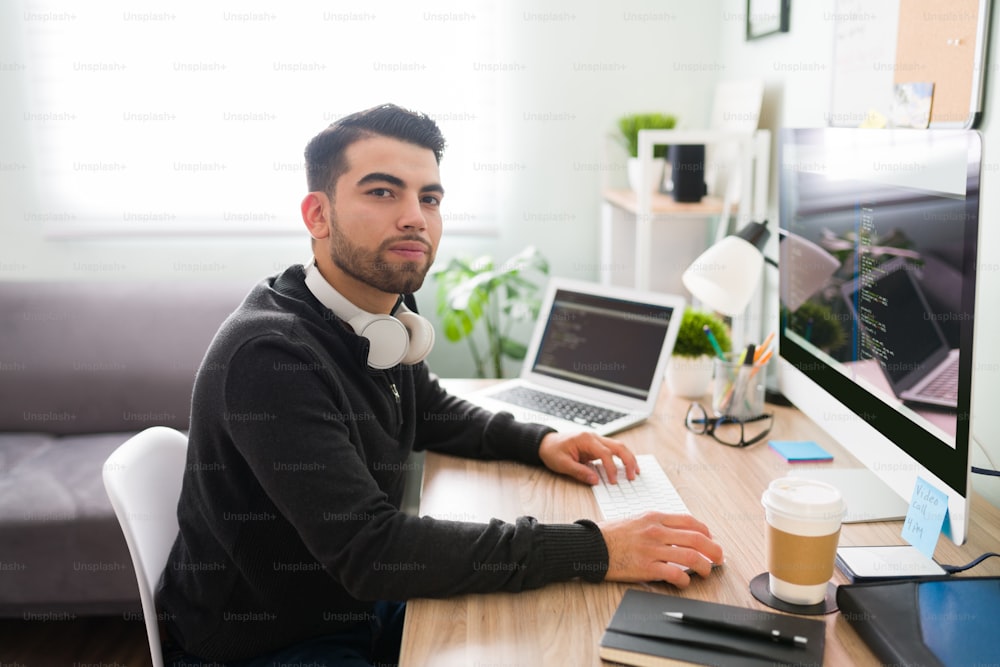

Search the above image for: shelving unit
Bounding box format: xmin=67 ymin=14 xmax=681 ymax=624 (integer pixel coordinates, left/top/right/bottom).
xmin=600 ymin=129 xmax=771 ymax=293
xmin=599 ymin=190 xmax=726 ymax=295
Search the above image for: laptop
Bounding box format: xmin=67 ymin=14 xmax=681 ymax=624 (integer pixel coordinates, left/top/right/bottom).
xmin=460 ymin=277 xmax=686 ymax=435
xmin=842 ymin=256 xmax=960 ymax=409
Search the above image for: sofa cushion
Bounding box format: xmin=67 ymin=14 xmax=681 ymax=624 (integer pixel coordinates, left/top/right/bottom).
xmin=0 ymin=432 xmax=141 ymax=613
xmin=0 ymin=280 xmax=250 ymax=435
xmin=0 ymin=433 xmax=138 ymax=522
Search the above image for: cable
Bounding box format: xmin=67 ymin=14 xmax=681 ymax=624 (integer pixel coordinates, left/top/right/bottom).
xmin=939 ymin=552 xmax=1000 ymax=574
xmin=934 ymin=466 xmax=1000 ymax=574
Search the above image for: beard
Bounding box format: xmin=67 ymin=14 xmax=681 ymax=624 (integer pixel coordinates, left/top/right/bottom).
xmin=327 ymin=215 xmax=435 ymax=295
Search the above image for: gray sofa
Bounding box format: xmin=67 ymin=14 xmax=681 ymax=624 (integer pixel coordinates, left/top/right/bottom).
xmin=0 ymin=278 xmax=252 ymax=617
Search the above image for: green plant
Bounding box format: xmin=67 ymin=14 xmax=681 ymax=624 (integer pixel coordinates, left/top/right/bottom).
xmin=672 ymin=307 xmax=732 ymax=358
xmin=433 ymin=246 xmax=549 ymax=378
xmin=785 ymin=301 xmax=847 ymax=353
xmin=616 ymin=112 xmax=677 ymax=159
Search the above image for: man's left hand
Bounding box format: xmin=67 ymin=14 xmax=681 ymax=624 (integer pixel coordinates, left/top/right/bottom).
xmin=537 ymin=431 xmax=639 ymax=485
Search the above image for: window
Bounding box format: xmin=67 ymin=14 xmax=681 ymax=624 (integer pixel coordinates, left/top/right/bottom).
xmin=21 ymin=0 xmax=500 ymax=237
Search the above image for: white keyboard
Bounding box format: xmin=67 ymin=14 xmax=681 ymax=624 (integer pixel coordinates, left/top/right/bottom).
xmin=589 ymin=454 xmax=690 ymax=520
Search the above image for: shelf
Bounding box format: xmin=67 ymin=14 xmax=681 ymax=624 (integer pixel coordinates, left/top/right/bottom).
xmin=602 ymin=189 xmax=726 ymax=216
xmin=605 ymin=129 xmax=770 ymax=292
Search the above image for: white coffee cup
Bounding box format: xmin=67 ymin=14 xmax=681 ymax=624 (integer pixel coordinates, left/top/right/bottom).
xmin=761 ymin=477 xmax=846 ymax=605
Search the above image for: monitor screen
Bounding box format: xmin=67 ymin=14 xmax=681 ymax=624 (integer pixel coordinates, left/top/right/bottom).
xmin=531 ymin=289 xmax=675 ymax=399
xmin=777 ymin=128 xmax=981 ymax=542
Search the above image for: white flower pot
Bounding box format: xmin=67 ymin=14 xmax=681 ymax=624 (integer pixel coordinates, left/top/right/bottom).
xmin=627 ymin=157 xmax=667 ymax=193
xmin=666 ymin=355 xmax=715 ymax=399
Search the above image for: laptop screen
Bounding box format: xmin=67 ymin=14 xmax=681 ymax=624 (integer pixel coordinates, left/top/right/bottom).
xmin=531 ymin=289 xmax=675 ymax=399
xmin=842 ymin=256 xmax=951 ymax=390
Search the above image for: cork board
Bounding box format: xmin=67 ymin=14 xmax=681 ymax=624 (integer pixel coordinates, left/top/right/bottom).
xmin=830 ymin=0 xmax=990 ymax=128
xmin=895 ymin=0 xmax=988 ymax=127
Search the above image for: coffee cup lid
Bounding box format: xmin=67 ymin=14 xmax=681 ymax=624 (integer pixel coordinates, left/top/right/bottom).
xmin=761 ymin=476 xmax=846 ymax=520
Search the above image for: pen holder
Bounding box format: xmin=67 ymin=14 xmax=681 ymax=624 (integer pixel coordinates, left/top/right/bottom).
xmin=713 ymin=354 xmax=766 ymax=420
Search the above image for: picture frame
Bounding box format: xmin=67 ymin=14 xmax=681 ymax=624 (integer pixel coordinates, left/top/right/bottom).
xmin=746 ymin=0 xmax=790 ymax=40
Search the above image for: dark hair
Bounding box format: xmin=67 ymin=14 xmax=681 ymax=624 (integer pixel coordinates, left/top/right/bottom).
xmin=304 ymin=103 xmax=446 ymax=194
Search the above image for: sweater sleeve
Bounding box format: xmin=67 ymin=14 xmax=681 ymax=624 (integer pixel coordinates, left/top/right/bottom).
xmin=411 ymin=367 xmax=555 ymax=466
xmin=221 ymin=336 xmax=607 ymax=601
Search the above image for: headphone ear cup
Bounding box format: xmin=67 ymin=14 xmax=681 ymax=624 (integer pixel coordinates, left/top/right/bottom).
xmin=396 ymin=311 xmax=435 ymax=365
xmin=351 ymin=315 xmax=409 ymax=370
xmin=304 ymin=262 xmax=427 ymax=369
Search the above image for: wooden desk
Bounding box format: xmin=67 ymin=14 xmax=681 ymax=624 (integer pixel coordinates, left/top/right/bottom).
xmin=399 ymin=382 xmax=1000 ymax=666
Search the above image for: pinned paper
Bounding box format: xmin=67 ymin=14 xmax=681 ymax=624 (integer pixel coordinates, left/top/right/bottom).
xmin=901 ymin=476 xmax=949 ymax=559
xmin=891 ymin=82 xmax=934 ymax=128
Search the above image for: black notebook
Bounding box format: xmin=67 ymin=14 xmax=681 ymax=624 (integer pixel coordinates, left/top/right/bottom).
xmin=600 ymin=589 xmax=826 ymax=667
xmin=837 ymin=576 xmax=1000 ymax=667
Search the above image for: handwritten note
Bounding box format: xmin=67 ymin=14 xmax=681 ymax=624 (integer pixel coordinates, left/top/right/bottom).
xmin=901 ymin=476 xmax=949 ymax=559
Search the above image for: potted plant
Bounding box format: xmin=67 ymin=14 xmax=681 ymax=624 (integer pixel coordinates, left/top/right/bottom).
xmin=666 ymin=307 xmax=732 ymax=399
xmin=616 ymin=112 xmax=677 ymax=193
xmin=433 ymin=246 xmax=549 ymax=378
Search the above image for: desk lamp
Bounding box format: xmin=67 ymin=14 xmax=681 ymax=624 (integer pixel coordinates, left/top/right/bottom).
xmin=681 ymin=220 xmax=771 ymax=317
xmin=682 ymin=220 xmax=792 ymax=405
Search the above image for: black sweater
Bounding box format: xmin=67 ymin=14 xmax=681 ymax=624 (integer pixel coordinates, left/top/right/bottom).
xmin=156 ymin=265 xmax=609 ymax=660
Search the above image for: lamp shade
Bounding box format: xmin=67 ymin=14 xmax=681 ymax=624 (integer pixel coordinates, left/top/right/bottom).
xmin=682 ymin=221 xmax=770 ymax=317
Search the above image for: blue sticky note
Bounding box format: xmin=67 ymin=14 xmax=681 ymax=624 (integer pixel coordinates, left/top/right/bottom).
xmin=901 ymin=476 xmax=950 ymax=559
xmin=768 ymin=440 xmax=834 ymax=462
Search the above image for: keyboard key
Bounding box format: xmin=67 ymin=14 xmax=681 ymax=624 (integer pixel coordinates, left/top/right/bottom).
xmin=589 ymin=454 xmax=689 ymax=520
xmin=491 ymin=385 xmax=627 ymax=426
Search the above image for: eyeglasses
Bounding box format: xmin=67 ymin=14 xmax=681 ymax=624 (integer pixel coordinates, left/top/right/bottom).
xmin=685 ymin=403 xmax=773 ymax=448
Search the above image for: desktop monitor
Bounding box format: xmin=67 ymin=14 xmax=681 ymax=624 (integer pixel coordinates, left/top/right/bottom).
xmin=777 ymin=127 xmax=981 ymax=545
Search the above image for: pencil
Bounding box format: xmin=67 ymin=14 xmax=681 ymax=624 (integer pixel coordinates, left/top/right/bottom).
xmin=754 ymin=331 xmax=775 ymax=361
xmin=703 ymin=325 xmax=727 ymax=361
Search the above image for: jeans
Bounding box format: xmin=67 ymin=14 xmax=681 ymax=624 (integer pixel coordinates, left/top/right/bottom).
xmin=164 ymin=601 xmax=406 ymax=667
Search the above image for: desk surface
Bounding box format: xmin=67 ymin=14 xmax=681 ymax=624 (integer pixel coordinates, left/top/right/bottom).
xmin=399 ymin=381 xmax=1000 ymax=666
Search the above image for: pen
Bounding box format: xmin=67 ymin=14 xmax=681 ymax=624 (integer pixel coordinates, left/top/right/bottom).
xmin=703 ymin=325 xmax=727 ymax=361
xmin=664 ymin=611 xmax=808 ymax=647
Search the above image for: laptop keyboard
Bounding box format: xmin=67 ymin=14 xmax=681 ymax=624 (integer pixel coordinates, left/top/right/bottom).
xmin=490 ymin=385 xmax=627 ymax=427
xmin=589 ymin=454 xmax=690 ymax=520
xmin=916 ymin=354 xmax=959 ymax=402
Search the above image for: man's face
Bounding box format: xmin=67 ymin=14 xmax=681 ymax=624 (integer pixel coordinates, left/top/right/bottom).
xmin=324 ymin=135 xmax=444 ymax=296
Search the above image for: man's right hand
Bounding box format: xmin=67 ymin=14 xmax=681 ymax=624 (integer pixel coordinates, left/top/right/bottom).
xmin=597 ymin=512 xmax=724 ymax=588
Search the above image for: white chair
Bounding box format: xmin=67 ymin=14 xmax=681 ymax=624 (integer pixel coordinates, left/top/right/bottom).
xmin=103 ymin=426 xmax=188 ymax=667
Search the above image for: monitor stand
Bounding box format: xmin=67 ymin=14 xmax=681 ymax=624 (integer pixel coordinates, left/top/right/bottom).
xmin=789 ymin=468 xmax=909 ymax=523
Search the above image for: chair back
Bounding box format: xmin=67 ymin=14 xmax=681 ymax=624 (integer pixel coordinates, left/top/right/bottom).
xmin=103 ymin=426 xmax=188 ymax=667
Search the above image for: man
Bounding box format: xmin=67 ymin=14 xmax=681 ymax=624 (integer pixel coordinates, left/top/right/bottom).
xmin=157 ymin=103 xmax=723 ymax=666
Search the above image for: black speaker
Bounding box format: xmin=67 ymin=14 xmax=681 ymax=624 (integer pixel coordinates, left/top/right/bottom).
xmin=669 ymin=144 xmax=707 ymax=203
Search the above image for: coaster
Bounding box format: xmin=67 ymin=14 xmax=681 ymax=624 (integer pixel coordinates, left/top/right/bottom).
xmin=749 ymin=572 xmax=838 ymax=615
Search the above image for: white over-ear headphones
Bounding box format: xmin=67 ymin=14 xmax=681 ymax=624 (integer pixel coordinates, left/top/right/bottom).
xmin=303 ymin=261 xmax=435 ymax=369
